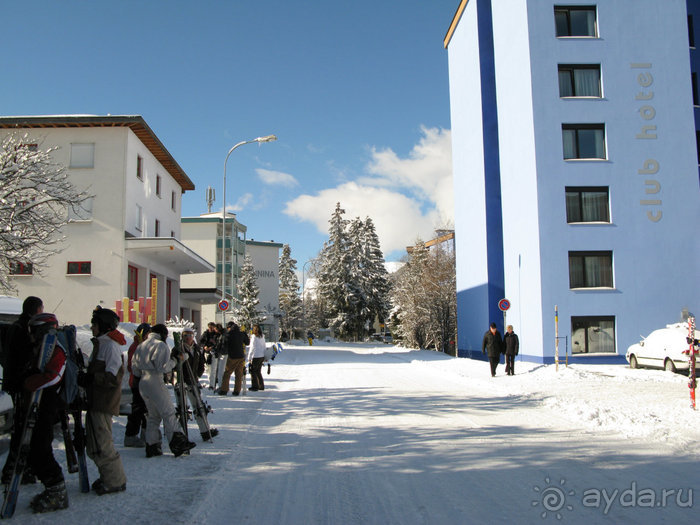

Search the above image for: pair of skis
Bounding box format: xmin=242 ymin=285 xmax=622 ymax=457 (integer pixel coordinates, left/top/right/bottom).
xmin=60 ymin=409 xmax=90 ymax=494
xmin=685 ymin=316 xmax=698 ymax=410
xmin=173 ymin=333 xmax=214 ymax=442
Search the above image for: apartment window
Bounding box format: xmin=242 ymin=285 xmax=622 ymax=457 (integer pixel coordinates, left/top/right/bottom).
xmin=565 ymin=187 xmax=609 ymax=223
xmin=568 ymin=251 xmax=613 ymax=288
xmin=9 ymin=262 xmax=33 ymax=275
xmin=155 ymin=219 xmax=160 ymax=237
xmin=554 ymin=6 xmax=597 ymax=37
xmin=135 ymin=204 xmax=143 ymax=231
xmin=558 ymin=65 xmax=601 ymax=97
xmin=136 ymin=155 xmax=143 ymax=180
xmin=67 ymin=261 xmax=91 ymax=275
xmin=156 ymin=175 xmax=162 ymax=197
xmin=693 ymin=73 xmax=699 ymax=106
xmin=572 ymin=316 xmax=615 ymax=354
xmin=562 ymin=124 xmax=606 ymax=159
xmin=171 ymin=191 xmax=177 ymax=211
xmin=690 ymin=15 xmax=696 ymax=47
xmin=70 ymin=143 xmax=95 ymax=168
xmin=128 ymin=265 xmax=139 ymax=300
xmin=67 ymin=197 xmax=93 ymax=221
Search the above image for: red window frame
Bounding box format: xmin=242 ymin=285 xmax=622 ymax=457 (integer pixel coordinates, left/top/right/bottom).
xmin=9 ymin=262 xmax=33 ymax=275
xmin=128 ymin=265 xmax=139 ymax=300
xmin=67 ymin=261 xmax=91 ymax=275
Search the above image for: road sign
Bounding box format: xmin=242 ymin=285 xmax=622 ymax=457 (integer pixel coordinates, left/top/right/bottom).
xmin=218 ymin=300 xmax=230 ymax=312
xmin=498 ymin=298 xmax=511 ymax=312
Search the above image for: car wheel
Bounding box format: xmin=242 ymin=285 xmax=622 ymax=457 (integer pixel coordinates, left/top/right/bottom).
xmin=664 ymin=358 xmax=677 ymax=373
xmin=629 ymin=355 xmax=638 ymax=369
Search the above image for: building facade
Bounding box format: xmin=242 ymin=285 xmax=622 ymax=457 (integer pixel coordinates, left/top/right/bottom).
xmin=445 ymin=1 xmax=700 ymax=363
xmin=246 ymin=240 xmax=283 ymax=341
xmin=0 ymin=115 xmax=213 ymax=326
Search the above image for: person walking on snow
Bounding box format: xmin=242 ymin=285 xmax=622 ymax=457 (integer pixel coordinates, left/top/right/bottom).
xmin=248 ymin=324 xmax=266 ymax=391
xmin=503 ymin=325 xmax=519 ymax=376
xmin=123 ymin=323 xmax=150 ymax=447
xmin=217 ymin=321 xmax=250 ymax=396
xmin=482 ymin=322 xmax=503 ymax=377
xmin=84 ymin=307 xmax=127 ymax=495
xmin=132 ymin=324 xmax=196 ymax=457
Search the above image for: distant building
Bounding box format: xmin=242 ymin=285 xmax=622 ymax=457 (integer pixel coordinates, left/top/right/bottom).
xmin=246 ymin=240 xmax=283 ymax=341
xmin=0 ymin=115 xmax=213 ymax=326
xmin=444 ymin=1 xmax=700 ymax=363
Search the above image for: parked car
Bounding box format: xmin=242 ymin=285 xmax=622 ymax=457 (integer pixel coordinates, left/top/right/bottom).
xmin=626 ymin=323 xmax=699 ymax=372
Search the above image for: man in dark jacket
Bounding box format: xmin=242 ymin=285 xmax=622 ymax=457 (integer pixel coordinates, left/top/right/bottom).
xmin=218 ymin=322 xmax=250 ymax=396
xmin=503 ymin=325 xmax=519 ymax=376
xmin=482 ymin=322 xmax=503 ymax=377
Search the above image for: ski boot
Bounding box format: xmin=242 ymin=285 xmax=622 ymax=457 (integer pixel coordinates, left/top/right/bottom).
xmin=92 ymin=478 xmax=126 ymax=495
xmin=124 ymin=434 xmax=146 ymax=448
xmin=29 ymin=480 xmax=69 ymax=513
xmin=145 ymin=442 xmax=163 ymax=458
xmin=200 ymin=428 xmax=219 ymax=441
xmin=169 ymin=432 xmax=196 ymax=457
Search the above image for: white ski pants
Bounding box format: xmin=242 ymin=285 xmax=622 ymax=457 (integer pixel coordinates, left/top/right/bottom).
xmin=139 ymin=371 xmax=180 ymax=444
xmin=208 ymin=355 xmax=226 ymax=389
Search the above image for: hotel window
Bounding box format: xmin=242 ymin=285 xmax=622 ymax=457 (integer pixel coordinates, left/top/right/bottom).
xmin=568 ymin=251 xmax=613 ymax=288
xmin=571 ymin=316 xmax=615 ymax=354
xmin=690 ymin=15 xmax=696 ymax=47
xmin=67 ymin=261 xmax=91 ymax=275
xmin=155 ymin=219 xmax=160 ymax=237
xmin=135 ymin=204 xmax=143 ymax=231
xmin=565 ymin=187 xmax=609 ymax=223
xmin=70 ymin=143 xmax=95 ymax=168
xmin=128 ymin=265 xmax=139 ymax=300
xmin=67 ymin=197 xmax=94 ymax=221
xmin=9 ymin=262 xmax=33 ymax=275
xmin=156 ymin=175 xmax=161 ymax=197
xmin=554 ymin=6 xmax=597 ymax=37
xmin=562 ymin=124 xmax=606 ymax=159
xmin=136 ymin=155 xmax=143 ymax=180
xmin=558 ymin=65 xmax=601 ymax=97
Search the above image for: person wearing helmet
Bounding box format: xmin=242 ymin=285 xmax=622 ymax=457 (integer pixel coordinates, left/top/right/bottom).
xmin=1 ymin=296 xmax=44 ymax=487
xmin=179 ymin=328 xmax=218 ymax=441
xmin=123 ymin=323 xmax=150 ymax=447
xmin=14 ymin=311 xmax=71 ymax=513
xmin=131 ymin=324 xmax=196 ymax=457
xmin=85 ymin=306 xmax=127 ymax=495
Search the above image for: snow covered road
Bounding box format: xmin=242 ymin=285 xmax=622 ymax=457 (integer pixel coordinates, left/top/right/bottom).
xmin=4 ymin=341 xmax=699 ymax=524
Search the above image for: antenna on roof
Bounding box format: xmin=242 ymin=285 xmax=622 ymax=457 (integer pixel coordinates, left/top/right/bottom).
xmin=205 ymin=186 xmax=215 ymax=213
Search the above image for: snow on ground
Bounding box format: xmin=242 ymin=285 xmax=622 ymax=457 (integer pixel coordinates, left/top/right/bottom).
xmin=2 ymin=339 xmax=698 ymax=524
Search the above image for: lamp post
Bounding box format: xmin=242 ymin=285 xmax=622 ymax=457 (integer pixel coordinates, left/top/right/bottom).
xmin=221 ymin=135 xmax=277 ymax=325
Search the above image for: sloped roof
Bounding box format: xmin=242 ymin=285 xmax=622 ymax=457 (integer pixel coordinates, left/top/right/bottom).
xmin=0 ymin=115 xmax=194 ymax=191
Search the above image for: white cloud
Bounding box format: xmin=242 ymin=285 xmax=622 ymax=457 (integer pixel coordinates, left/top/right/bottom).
xmin=282 ymin=127 xmax=453 ymax=256
xmin=226 ymin=192 xmax=253 ymax=213
xmin=256 ymin=168 xmax=299 ymax=188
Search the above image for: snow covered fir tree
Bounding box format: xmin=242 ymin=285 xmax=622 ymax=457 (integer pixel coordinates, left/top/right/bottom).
xmin=315 ymin=203 xmax=391 ymax=340
xmin=0 ymin=132 xmax=90 ymax=292
xmin=233 ymin=254 xmax=266 ymax=329
xmin=278 ymin=244 xmax=302 ymax=338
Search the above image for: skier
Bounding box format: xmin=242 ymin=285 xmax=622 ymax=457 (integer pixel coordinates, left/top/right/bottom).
xmin=178 ymin=327 xmax=219 ymax=440
xmin=217 ymin=321 xmax=250 ymax=396
xmin=200 ymin=322 xmax=218 ymax=383
xmin=13 ymin=312 xmax=69 ymax=513
xmin=207 ymin=324 xmax=226 ymax=391
xmin=132 ymin=324 xmax=196 ymax=457
xmin=123 ymin=323 xmax=150 ymax=447
xmin=1 ymin=296 xmax=43 ymax=487
xmin=481 ymin=322 xmax=504 ymax=377
xmin=84 ymin=306 xmax=127 ymax=495
xmin=248 ymin=324 xmax=266 ymax=391
xmin=503 ymin=325 xmax=519 ymax=376
xmin=307 ymin=330 xmax=314 ymax=346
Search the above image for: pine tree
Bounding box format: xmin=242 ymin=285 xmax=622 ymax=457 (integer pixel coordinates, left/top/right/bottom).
xmin=279 ymin=244 xmax=303 ymax=338
xmin=233 ymin=254 xmax=266 ymax=330
xmin=360 ymin=217 xmax=391 ymax=331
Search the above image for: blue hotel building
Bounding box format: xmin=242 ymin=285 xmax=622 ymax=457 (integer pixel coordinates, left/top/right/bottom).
xmin=444 ymin=0 xmax=700 ymax=363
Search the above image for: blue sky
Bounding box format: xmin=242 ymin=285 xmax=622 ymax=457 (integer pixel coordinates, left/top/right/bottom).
xmin=2 ymin=0 xmax=457 ymax=268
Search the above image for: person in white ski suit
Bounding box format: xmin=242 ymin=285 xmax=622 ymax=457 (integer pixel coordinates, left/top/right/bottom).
xmin=131 ymin=324 xmax=196 ymax=458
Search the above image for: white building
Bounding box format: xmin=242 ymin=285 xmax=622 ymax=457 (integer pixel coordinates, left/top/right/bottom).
xmin=246 ymin=240 xmax=283 ymax=341
xmin=444 ymin=1 xmax=700 ymax=363
xmin=0 ymin=115 xmax=213 ymax=326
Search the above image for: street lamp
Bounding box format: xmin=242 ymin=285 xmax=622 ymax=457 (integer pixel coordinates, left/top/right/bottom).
xmin=221 ymin=134 xmax=277 ymax=324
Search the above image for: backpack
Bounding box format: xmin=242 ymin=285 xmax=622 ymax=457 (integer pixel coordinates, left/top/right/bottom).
xmin=55 ymin=325 xmax=84 ymax=406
